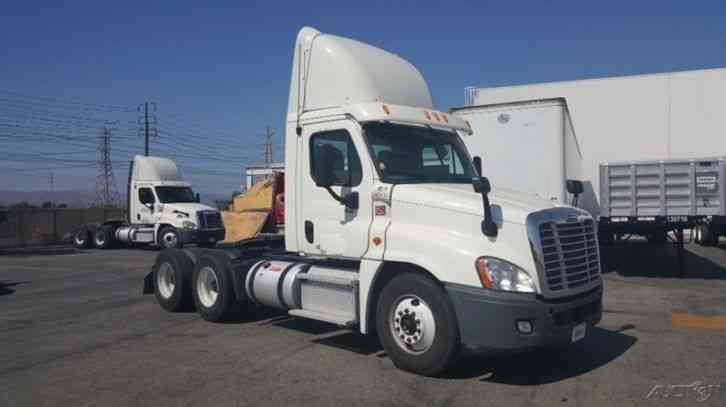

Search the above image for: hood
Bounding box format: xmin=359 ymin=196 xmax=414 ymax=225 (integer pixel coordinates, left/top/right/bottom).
xmin=391 ymin=183 xmax=560 ymax=225
xmin=162 ymin=202 xmax=217 ymax=216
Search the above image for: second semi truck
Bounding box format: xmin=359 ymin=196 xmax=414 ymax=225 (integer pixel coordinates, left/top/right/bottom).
xmin=144 ymin=27 xmax=603 ymax=376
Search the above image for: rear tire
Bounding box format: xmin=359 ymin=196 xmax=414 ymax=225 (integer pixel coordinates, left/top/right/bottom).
xmin=159 ymin=226 xmax=182 ymax=250
xmin=72 ymin=228 xmax=91 ymax=249
xmin=93 ymin=225 xmax=115 ymax=249
xmin=192 ymin=251 xmax=240 ymax=322
xmin=376 ymin=273 xmax=460 ymax=376
xmin=153 ymin=249 xmax=194 ymax=312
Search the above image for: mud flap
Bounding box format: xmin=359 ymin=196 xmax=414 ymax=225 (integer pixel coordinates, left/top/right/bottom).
xmin=143 ymin=271 xmax=154 ymax=295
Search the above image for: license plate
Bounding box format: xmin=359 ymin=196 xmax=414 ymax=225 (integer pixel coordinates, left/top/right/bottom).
xmin=571 ymin=322 xmax=586 ymax=343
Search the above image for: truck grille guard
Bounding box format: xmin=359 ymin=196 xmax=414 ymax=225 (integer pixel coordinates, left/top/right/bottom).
xmin=526 ymin=208 xmax=602 ymax=298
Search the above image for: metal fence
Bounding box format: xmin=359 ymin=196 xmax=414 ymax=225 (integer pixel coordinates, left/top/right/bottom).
xmin=0 ymin=208 xmax=125 ymax=249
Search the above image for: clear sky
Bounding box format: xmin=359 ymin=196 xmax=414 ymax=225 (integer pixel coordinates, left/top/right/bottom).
xmin=1 ymin=0 xmax=725 ymax=202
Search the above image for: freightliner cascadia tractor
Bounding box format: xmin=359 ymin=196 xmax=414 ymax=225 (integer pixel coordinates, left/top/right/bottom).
xmin=73 ymin=155 xmax=225 ymax=250
xmin=144 ymin=27 xmax=603 ymax=376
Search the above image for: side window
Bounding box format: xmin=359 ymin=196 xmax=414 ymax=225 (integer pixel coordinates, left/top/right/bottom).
xmin=139 ymin=188 xmax=155 ymax=205
xmin=310 ymin=130 xmax=362 ymax=187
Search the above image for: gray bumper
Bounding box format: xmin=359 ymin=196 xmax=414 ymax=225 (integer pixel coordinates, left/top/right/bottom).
xmin=181 ymin=228 xmax=225 ymax=244
xmin=445 ymin=283 xmax=602 ymax=354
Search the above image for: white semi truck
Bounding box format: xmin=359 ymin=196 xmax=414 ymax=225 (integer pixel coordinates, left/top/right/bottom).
xmin=144 ymin=27 xmax=603 ymax=376
xmin=73 ymin=155 xmax=225 ymax=250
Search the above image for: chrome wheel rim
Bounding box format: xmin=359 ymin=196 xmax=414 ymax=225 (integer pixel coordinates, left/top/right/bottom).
xmin=162 ymin=231 xmax=177 ymax=248
xmin=390 ymin=295 xmax=436 ymax=354
xmin=197 ymin=266 xmax=219 ymax=308
xmin=156 ymin=262 xmax=176 ymax=299
xmin=74 ymin=233 xmax=85 ymax=245
xmin=94 ymin=232 xmax=105 ymax=246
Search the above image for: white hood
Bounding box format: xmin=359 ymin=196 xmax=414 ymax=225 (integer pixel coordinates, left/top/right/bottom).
xmin=162 ymin=202 xmax=217 ymax=216
xmin=391 ymin=183 xmax=560 ymax=225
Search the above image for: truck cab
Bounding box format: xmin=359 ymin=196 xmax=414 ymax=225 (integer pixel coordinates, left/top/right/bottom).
xmin=73 ymin=155 xmax=225 ymax=250
xmin=146 ymin=27 xmax=603 ymax=376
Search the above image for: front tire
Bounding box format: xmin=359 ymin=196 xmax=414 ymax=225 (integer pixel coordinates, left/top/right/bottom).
xmin=376 ymin=273 xmax=460 ymax=376
xmin=192 ymin=251 xmax=240 ymax=322
xmin=158 ymin=226 xmax=182 ymax=250
xmin=153 ymin=249 xmax=194 ymax=312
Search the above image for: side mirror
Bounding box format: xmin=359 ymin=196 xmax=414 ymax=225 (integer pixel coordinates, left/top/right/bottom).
xmin=566 ymin=180 xmax=584 ymax=195
xmin=144 ymin=202 xmax=153 ymax=210
xmin=473 ymin=156 xmax=483 ymax=177
xmin=195 ymin=193 xmax=201 ymax=203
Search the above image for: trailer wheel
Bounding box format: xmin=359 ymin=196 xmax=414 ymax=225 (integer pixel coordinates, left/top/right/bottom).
xmin=376 ymin=273 xmax=460 ymax=376
xmin=93 ymin=225 xmax=116 ymax=249
xmin=159 ymin=226 xmax=182 ymax=250
xmin=72 ymin=228 xmax=91 ymax=249
xmin=153 ymin=249 xmax=194 ymax=312
xmin=699 ymin=225 xmax=717 ymax=247
xmin=192 ymin=251 xmax=240 ymax=322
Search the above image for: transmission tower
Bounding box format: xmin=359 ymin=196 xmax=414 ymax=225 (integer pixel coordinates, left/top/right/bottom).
xmin=95 ymin=127 xmax=120 ymax=208
xmin=262 ymin=126 xmax=275 ymax=167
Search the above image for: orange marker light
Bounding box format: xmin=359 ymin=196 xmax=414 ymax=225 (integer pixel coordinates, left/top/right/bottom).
xmin=476 ymin=257 xmax=493 ymax=289
xmin=432 ymin=112 xmax=440 ymax=121
xmin=382 ymin=104 xmax=391 ymax=115
xmin=424 ymin=110 xmax=431 ymax=120
xmin=441 ymin=114 xmax=448 ymax=123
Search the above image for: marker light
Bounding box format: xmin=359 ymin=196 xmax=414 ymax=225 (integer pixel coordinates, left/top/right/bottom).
xmin=432 ymin=112 xmax=440 ymax=121
xmin=424 ymin=110 xmax=431 ymax=120
xmin=382 ymin=104 xmax=391 ymax=115
xmin=441 ymin=114 xmax=449 ymax=123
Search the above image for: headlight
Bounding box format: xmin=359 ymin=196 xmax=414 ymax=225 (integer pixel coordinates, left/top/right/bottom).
xmin=475 ymin=257 xmax=536 ymax=293
xmin=182 ymin=220 xmax=197 ymax=230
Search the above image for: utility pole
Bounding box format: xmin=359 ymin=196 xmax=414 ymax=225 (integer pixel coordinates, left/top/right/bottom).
xmin=263 ymin=126 xmax=275 ymax=168
xmin=138 ymin=102 xmax=157 ymax=156
xmin=50 ymin=172 xmax=54 ymax=208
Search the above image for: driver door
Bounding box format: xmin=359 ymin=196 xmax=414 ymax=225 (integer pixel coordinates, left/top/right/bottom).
xmin=298 ymin=120 xmax=373 ymax=258
xmin=136 ymin=185 xmax=156 ymax=224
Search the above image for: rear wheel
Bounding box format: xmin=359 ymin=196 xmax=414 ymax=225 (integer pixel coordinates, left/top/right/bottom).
xmin=72 ymin=228 xmax=91 ymax=249
xmin=93 ymin=225 xmax=115 ymax=249
xmin=376 ymin=273 xmax=460 ymax=376
xmin=153 ymin=249 xmax=194 ymax=312
xmin=192 ymin=251 xmax=240 ymax=322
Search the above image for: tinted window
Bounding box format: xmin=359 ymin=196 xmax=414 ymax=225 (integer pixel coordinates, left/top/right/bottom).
xmin=139 ymin=188 xmax=155 ymax=205
xmin=155 ymin=186 xmax=196 ymax=203
xmin=310 ymin=130 xmax=362 ymax=187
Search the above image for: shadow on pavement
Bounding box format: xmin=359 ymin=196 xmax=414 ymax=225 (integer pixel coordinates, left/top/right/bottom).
xmin=0 ymin=280 xmax=29 ymax=296
xmin=600 ymin=241 xmax=726 ymax=280
xmin=443 ymin=326 xmax=637 ymax=383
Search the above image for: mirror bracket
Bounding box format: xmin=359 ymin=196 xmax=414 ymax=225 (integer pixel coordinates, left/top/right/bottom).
xmin=323 ymin=187 xmax=358 ymax=210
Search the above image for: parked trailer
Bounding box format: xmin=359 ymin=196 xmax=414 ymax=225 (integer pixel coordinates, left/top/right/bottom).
xmin=72 ymin=155 xmax=225 ymax=250
xmin=599 ymin=157 xmax=726 ymax=246
xmin=144 ymin=27 xmax=603 ymax=376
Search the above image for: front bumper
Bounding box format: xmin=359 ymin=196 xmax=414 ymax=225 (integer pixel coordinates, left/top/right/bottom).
xmin=181 ymin=228 xmax=225 ymax=244
xmin=445 ymin=283 xmax=602 ymax=354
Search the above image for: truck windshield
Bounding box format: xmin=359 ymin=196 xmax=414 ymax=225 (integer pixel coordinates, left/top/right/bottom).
xmin=363 ymin=122 xmax=474 ymax=184
xmin=155 ymin=186 xmax=196 ymax=203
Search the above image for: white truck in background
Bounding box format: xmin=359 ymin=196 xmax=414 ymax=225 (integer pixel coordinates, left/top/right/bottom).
xmin=72 ymin=155 xmax=225 ymax=250
xmin=144 ymin=27 xmax=603 ymax=376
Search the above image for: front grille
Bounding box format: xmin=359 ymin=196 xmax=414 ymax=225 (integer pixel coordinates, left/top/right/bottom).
xmin=198 ymin=211 xmax=223 ymax=229
xmin=539 ymin=219 xmax=600 ymax=292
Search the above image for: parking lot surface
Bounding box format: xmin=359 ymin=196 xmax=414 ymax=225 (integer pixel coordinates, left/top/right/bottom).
xmin=1 ymin=243 xmax=725 ymax=406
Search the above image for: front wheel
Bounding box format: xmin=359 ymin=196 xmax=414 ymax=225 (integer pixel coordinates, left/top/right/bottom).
xmin=376 ymin=273 xmax=460 ymax=376
xmin=158 ymin=226 xmax=182 ymax=250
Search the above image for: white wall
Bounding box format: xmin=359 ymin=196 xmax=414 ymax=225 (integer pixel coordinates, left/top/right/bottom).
xmin=467 ymin=68 xmax=726 ymax=211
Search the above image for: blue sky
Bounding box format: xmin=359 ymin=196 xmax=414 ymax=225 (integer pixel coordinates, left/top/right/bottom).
xmin=1 ymin=0 xmax=725 ymax=200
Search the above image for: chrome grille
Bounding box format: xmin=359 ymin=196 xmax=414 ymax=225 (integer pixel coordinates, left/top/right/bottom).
xmin=539 ymin=219 xmax=600 ymax=292
xmin=198 ymin=211 xmax=223 ymax=229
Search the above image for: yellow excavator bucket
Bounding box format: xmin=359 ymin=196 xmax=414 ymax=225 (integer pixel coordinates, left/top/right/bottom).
xmin=221 ymin=176 xmax=278 ymax=242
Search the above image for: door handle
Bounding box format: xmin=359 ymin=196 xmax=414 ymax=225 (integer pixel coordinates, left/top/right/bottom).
xmin=304 ymin=220 xmax=314 ymax=243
